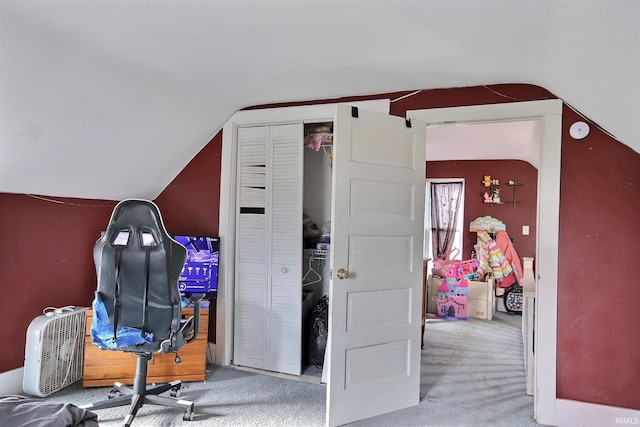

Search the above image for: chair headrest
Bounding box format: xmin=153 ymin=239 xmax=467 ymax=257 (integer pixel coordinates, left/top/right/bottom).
xmin=103 ymin=199 xmax=170 ymax=248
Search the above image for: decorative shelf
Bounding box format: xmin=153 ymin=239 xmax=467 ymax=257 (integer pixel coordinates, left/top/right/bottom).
xmin=481 ymin=177 xmax=523 ymax=207
xmin=504 ymin=181 xmax=524 ymax=207
xmin=482 ymin=178 xmax=502 ymax=206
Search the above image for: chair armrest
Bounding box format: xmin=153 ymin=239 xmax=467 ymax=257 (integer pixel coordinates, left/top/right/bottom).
xmin=184 ymin=293 xmax=206 ymax=345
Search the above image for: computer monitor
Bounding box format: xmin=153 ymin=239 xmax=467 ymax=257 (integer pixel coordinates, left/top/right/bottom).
xmin=173 ymin=235 xmax=219 ymax=299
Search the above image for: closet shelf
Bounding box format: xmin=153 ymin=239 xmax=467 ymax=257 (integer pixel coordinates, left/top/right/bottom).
xmin=304 ymin=249 xmax=329 ymax=260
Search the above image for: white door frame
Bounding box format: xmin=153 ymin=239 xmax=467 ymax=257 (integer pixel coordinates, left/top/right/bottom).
xmin=407 ymin=99 xmax=562 ymax=426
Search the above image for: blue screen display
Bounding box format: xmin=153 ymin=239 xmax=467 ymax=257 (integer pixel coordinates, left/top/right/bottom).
xmin=174 ymin=235 xmax=219 ymax=298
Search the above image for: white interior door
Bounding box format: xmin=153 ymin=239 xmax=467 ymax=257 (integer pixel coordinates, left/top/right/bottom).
xmin=326 ymin=105 xmax=426 ymax=426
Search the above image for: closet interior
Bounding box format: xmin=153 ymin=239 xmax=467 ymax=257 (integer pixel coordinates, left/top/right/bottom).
xmin=233 ymin=120 xmax=334 ymax=378
xmin=302 ymin=122 xmax=333 ymax=378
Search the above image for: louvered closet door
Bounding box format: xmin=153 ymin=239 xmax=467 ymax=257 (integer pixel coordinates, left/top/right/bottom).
xmin=268 ymin=124 xmax=303 ymax=375
xmin=234 ymin=126 xmax=269 ymax=369
xmin=234 ymin=124 xmax=303 ymax=375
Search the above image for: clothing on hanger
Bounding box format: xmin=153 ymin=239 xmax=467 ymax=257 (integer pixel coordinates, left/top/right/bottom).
xmin=474 ymin=230 xmax=515 ymax=287
xmin=495 ymin=230 xmax=523 ymax=283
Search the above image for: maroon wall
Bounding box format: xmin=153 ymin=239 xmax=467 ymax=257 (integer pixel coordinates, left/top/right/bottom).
xmin=556 ymin=105 xmax=640 ymax=409
xmin=1 ymin=84 xmax=638 ymax=411
xmin=0 ymin=194 xmax=116 ymax=371
xmin=426 ymin=160 xmax=538 ymax=260
xmin=155 ymin=133 xmax=222 ymax=340
xmin=155 ymin=133 xmax=222 ymax=237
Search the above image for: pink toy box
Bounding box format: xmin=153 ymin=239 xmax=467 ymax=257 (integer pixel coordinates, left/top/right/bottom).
xmin=437 ymin=273 xmax=469 ymax=320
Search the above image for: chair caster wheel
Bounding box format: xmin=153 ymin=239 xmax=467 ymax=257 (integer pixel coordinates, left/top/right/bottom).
xmin=183 ymin=410 xmax=195 ymax=421
xmin=170 ymin=383 xmax=181 ymax=397
xmin=108 ymin=389 xmax=120 ymax=399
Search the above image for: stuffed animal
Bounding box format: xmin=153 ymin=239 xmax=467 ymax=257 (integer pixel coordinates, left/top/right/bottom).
xmin=483 ymin=175 xmax=492 ymax=187
xmin=492 ymin=188 xmax=501 ymax=203
xmin=483 ymin=192 xmax=492 ymax=203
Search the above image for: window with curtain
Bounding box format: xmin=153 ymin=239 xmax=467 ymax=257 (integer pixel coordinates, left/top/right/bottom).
xmin=429 ymin=181 xmax=464 ymax=260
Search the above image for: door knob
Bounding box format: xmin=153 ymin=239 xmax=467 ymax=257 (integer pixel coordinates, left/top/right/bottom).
xmin=336 ymin=268 xmax=350 ymax=280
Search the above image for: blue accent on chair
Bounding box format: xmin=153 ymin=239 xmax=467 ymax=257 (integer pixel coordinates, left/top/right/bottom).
xmin=90 ymin=292 xmax=153 ymax=350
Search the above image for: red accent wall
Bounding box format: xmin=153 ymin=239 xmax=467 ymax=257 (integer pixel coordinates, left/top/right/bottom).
xmin=1 ymin=84 xmax=638 ymax=411
xmin=426 ymin=160 xmax=538 ymax=260
xmin=0 ymin=194 xmax=116 ymax=371
xmin=155 ymin=133 xmax=223 ymax=340
xmin=155 ymin=133 xmax=222 ymax=237
xmin=556 ymin=105 xmax=640 ymax=409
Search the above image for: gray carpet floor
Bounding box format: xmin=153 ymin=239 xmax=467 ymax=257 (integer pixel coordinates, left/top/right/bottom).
xmin=46 ymin=312 xmax=542 ymax=426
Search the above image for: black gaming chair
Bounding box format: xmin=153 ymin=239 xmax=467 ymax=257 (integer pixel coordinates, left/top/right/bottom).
xmin=80 ymin=199 xmax=203 ymax=426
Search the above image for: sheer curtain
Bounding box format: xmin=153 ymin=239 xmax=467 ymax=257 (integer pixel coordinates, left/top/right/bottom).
xmin=431 ymin=182 xmax=463 ymax=260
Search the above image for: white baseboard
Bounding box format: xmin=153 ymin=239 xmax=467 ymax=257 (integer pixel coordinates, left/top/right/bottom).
xmin=556 ymin=398 xmax=640 ymax=427
xmin=0 ymin=367 xmax=24 ymax=395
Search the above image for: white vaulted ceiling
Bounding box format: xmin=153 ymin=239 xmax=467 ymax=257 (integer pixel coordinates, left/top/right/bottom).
xmin=0 ymin=0 xmax=637 ymax=200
